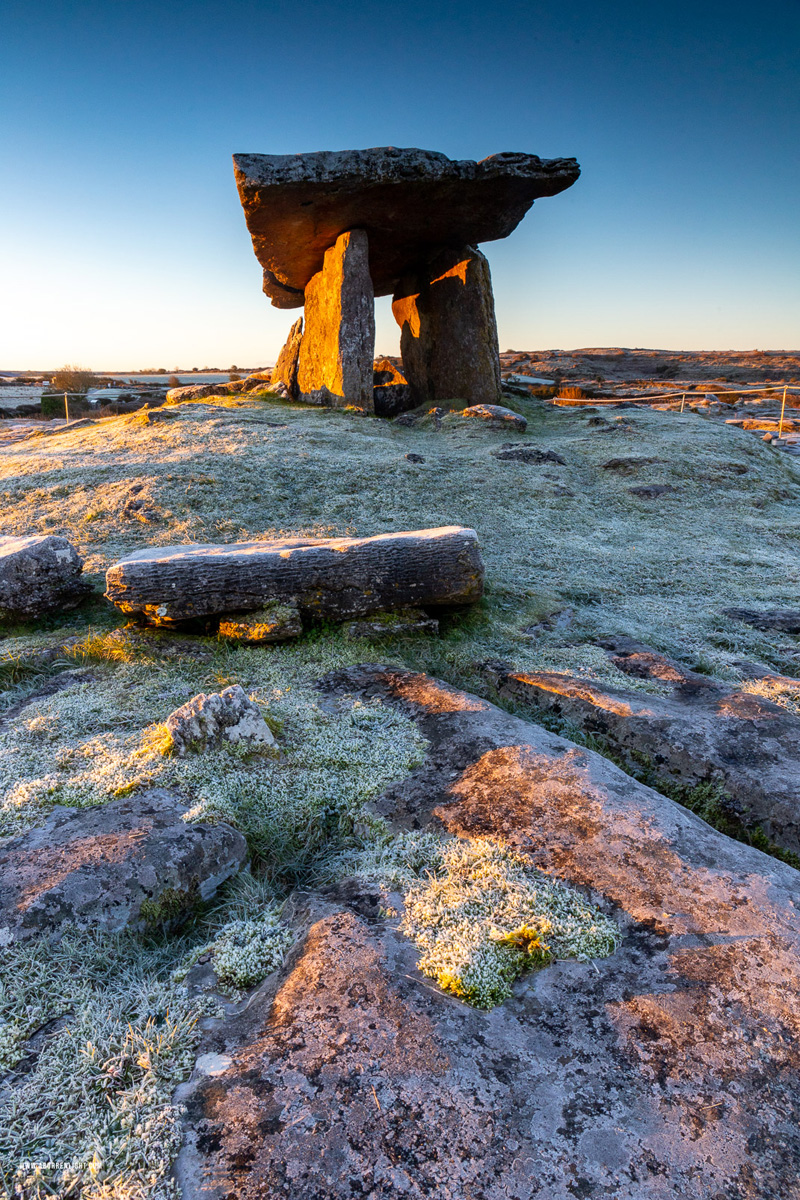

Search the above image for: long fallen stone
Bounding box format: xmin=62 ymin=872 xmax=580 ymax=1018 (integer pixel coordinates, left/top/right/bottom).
xmin=176 ymin=666 xmax=800 ymax=1198
xmin=483 ymin=649 xmax=800 ymax=857
xmin=0 ymin=790 xmax=247 ymax=944
xmin=105 ymin=526 xmax=484 ymax=625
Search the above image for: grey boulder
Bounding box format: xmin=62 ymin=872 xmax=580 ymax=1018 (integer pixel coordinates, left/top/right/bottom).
xmin=0 ymin=534 xmax=87 ymax=620
xmin=0 ymin=790 xmax=247 ymax=944
xmin=166 ymin=685 xmax=275 ymax=756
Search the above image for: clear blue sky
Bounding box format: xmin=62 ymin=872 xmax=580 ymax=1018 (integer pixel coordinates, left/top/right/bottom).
xmin=1 ymin=0 xmax=798 ymax=369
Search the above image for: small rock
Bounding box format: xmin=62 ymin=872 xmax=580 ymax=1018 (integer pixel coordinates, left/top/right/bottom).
xmin=405 ymin=453 xmax=425 ymax=463
xmin=345 ymin=608 xmax=439 ymax=640
xmin=452 ymin=405 xmax=527 ymax=432
xmin=0 ymin=534 xmax=88 ymax=620
xmin=166 ymin=685 xmax=275 ymax=756
xmin=627 ymin=484 xmax=678 ymax=499
xmin=493 ymin=445 xmax=565 ymax=464
xmin=218 ymin=602 xmax=302 ymax=644
xmin=0 ymin=790 xmax=247 ymax=943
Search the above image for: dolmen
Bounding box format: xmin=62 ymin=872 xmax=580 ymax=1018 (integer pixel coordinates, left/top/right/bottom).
xmin=105 ymin=526 xmax=484 ymax=628
xmin=233 ymin=147 xmax=580 ymax=413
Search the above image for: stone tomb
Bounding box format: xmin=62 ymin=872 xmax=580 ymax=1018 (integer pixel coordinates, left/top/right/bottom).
xmin=233 ymin=147 xmax=580 ymax=413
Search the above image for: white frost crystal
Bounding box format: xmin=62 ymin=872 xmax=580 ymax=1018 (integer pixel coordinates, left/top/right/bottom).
xmin=338 ymin=832 xmax=619 ymax=1009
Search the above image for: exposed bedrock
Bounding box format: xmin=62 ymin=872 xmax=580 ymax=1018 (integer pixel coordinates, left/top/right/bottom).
xmin=104 ymin=527 xmax=484 ymax=625
xmin=483 ymin=641 xmax=800 ymax=857
xmin=393 ymin=245 xmax=501 ymax=405
xmin=0 ymin=790 xmax=247 ymax=943
xmin=176 ymin=666 xmax=800 ymax=1199
xmin=232 ymin=147 xmax=580 ymax=308
xmin=296 ymin=229 xmax=375 ymax=409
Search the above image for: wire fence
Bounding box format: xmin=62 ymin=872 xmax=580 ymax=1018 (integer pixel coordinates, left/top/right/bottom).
xmin=550 ymin=383 xmax=800 ymax=438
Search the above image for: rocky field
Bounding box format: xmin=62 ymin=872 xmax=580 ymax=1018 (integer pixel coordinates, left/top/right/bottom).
xmin=1 ymin=384 xmax=800 ymax=1199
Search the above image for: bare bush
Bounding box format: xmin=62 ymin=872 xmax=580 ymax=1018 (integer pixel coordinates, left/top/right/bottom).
xmin=50 ymin=364 xmax=96 ymax=395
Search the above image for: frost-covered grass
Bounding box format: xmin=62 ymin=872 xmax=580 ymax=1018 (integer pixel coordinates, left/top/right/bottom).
xmin=170 ymin=873 xmax=295 ymax=995
xmin=0 ymin=632 xmax=427 ymax=882
xmin=0 ymin=392 xmax=798 ymax=1192
xmin=327 ymin=833 xmax=618 ymax=1008
xmin=1 ymin=394 xmax=799 ymax=685
xmin=0 ymin=930 xmax=209 ymax=1200
xmin=739 ymin=673 xmax=800 ymax=717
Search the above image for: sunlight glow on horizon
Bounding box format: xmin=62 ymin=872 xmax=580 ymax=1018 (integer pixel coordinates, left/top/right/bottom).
xmin=1 ymin=0 xmax=798 ymax=369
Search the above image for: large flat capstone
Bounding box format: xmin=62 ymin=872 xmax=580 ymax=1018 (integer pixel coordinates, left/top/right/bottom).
xmin=233 ymin=147 xmax=580 ymax=307
xmin=105 ymin=527 xmax=484 ymax=625
xmin=0 ymin=790 xmax=247 ymax=943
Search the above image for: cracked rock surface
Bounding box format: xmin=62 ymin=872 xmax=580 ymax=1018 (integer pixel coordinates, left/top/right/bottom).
xmin=175 ymin=666 xmax=800 ymax=1200
xmin=0 ymin=789 xmax=247 ymax=943
xmin=483 ymin=642 xmax=800 ymax=857
xmin=0 ymin=534 xmax=88 ymax=619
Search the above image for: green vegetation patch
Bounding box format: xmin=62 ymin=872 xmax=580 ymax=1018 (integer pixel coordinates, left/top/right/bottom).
xmin=331 ymin=833 xmax=619 ymax=1009
xmin=0 ymin=633 xmax=427 ymax=883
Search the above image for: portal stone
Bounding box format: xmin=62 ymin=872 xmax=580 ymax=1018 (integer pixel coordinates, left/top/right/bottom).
xmin=271 ymin=316 xmax=303 ymax=397
xmin=296 ymin=230 xmax=375 ymax=409
xmin=392 ymin=246 xmax=501 ymax=406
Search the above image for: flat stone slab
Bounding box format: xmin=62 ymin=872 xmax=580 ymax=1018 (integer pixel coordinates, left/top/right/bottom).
xmin=0 ymin=790 xmax=247 ymax=943
xmin=0 ymin=534 xmax=87 ymax=620
xmin=175 ymin=666 xmax=800 ymax=1199
xmin=105 ymin=527 xmax=484 ymax=625
xmin=233 ymin=147 xmax=580 ymax=307
xmin=484 ymin=645 xmax=800 ymax=857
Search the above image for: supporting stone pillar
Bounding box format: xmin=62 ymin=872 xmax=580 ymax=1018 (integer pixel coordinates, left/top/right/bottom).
xmin=271 ymin=316 xmax=304 ymax=398
xmin=296 ymin=229 xmax=375 ymax=409
xmin=391 ymin=245 xmax=501 ymax=406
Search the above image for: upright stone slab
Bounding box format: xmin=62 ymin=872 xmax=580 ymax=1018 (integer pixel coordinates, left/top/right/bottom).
xmin=271 ymin=316 xmax=303 ymax=398
xmin=296 ymin=230 xmax=375 ymax=409
xmin=392 ymin=245 xmax=501 ymax=406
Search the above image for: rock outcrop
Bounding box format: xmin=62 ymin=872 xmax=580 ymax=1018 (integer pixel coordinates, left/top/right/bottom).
xmin=483 ymin=644 xmax=800 ymax=857
xmin=724 ymin=606 xmax=800 ymax=634
xmin=296 ymin=230 xmax=375 ymax=409
xmin=175 ymin=666 xmax=800 ymax=1199
xmin=105 ymin=527 xmax=484 ymax=625
xmin=165 ymin=685 xmax=275 ymax=755
xmin=0 ymin=790 xmax=247 ymax=943
xmin=233 ymin=147 xmax=580 ymax=307
xmin=0 ymin=534 xmax=88 ymax=620
xmin=392 ymin=245 xmax=501 ymax=405
xmin=448 ymin=403 xmax=527 ymax=431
